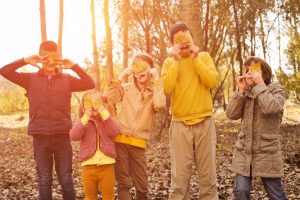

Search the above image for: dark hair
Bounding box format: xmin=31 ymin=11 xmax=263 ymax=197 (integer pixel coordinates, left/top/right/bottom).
xmin=244 ymin=56 xmax=272 ymax=85
xmin=39 ymin=40 xmax=58 ymax=55
xmin=169 ymin=22 xmax=192 ymax=44
xmin=134 ymin=53 xmax=154 ymax=67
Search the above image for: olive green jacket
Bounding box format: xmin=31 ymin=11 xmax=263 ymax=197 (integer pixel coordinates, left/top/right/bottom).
xmin=226 ymin=82 xmax=287 ymax=178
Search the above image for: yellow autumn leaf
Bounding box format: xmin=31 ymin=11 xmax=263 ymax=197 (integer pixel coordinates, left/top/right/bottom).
xmin=132 ymin=58 xmax=151 ymax=73
xmin=174 ymin=31 xmax=193 ymax=45
xmin=249 ymin=62 xmax=262 ymax=73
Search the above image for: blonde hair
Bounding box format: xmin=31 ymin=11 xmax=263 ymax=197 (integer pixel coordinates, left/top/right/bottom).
xmin=78 ymin=90 xmax=116 ymax=118
xmin=132 ymin=53 xmax=154 ymax=67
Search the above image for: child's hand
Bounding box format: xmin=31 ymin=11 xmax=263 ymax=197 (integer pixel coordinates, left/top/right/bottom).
xmin=24 ymin=55 xmax=41 ymax=69
xmin=57 ymin=58 xmax=75 ymax=69
xmin=236 ymin=76 xmax=246 ymax=95
xmin=149 ymin=68 xmax=159 ymax=80
xmin=84 ymin=108 xmax=94 ymax=118
xmin=118 ymin=67 xmax=133 ymax=81
xmin=190 ymin=44 xmax=199 ymax=58
xmin=97 ymin=105 xmax=106 ymax=113
xmin=171 ymin=45 xmax=181 ymax=61
xmin=97 ymin=105 xmax=110 ymax=120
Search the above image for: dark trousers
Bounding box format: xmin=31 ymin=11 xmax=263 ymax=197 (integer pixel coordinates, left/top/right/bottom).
xmin=233 ymin=174 xmax=287 ymax=200
xmin=32 ymin=135 xmax=75 ymax=200
xmin=115 ymin=143 xmax=148 ymax=200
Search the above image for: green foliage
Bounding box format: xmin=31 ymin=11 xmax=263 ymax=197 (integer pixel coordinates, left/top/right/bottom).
xmin=286 ymin=30 xmax=300 ymax=72
xmin=276 ymin=68 xmax=300 ymax=100
xmin=0 ymin=86 xmax=28 ymax=114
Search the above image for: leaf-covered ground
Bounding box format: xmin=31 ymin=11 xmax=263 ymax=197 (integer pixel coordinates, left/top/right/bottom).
xmin=0 ymin=100 xmax=299 ymax=199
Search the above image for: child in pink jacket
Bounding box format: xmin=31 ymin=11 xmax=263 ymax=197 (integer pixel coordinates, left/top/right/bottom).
xmin=69 ymin=90 xmax=120 ymax=200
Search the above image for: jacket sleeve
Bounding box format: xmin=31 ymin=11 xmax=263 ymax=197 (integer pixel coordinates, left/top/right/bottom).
xmin=1 ymin=58 xmax=31 ymax=90
xmin=161 ymin=58 xmax=179 ymax=95
xmin=69 ymin=64 xmax=95 ymax=92
xmin=152 ymin=79 xmax=166 ymax=111
xmin=193 ymin=52 xmax=218 ymax=89
xmin=101 ymin=116 xmax=120 ymax=138
xmin=252 ymin=83 xmax=287 ymax=115
xmin=225 ymin=91 xmax=246 ymax=120
xmin=69 ymin=119 xmax=86 ymax=141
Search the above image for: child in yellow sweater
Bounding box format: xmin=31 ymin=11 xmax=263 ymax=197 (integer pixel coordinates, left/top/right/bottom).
xmin=161 ymin=22 xmax=219 ymax=200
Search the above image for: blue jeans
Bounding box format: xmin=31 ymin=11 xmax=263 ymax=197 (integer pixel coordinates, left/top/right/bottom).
xmin=233 ymin=174 xmax=287 ymax=200
xmin=33 ymin=135 xmax=75 ymax=200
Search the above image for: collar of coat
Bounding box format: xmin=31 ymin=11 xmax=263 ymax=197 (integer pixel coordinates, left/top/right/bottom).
xmin=245 ymin=82 xmax=283 ymax=99
xmin=37 ymin=67 xmax=62 ymax=77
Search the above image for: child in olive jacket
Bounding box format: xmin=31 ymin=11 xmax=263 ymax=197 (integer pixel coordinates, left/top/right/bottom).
xmin=226 ymin=56 xmax=287 ymax=200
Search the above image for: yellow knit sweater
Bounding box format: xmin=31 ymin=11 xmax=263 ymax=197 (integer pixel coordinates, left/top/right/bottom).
xmin=161 ymin=52 xmax=218 ymax=124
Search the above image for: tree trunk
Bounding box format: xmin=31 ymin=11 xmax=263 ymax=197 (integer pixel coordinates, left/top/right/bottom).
xmin=58 ymin=0 xmax=64 ymax=57
xmin=203 ymin=0 xmax=211 ymax=51
xmin=277 ymin=1 xmax=281 ymax=69
xmin=122 ymin=0 xmax=129 ymax=78
xmin=159 ymin=27 xmax=167 ymax=66
xmin=104 ymin=0 xmax=114 ymax=83
xmin=179 ymin=0 xmax=203 ymax=50
xmin=259 ymin=14 xmax=267 ymax=59
xmin=145 ymin=27 xmax=151 ymax=53
xmin=232 ymin=0 xmax=243 ymax=75
xmin=39 ymin=0 xmax=47 ymax=41
xmin=91 ymin=0 xmax=100 ymax=90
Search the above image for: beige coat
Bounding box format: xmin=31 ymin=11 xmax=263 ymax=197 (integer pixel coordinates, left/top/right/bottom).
xmin=105 ymin=78 xmax=166 ymax=140
xmin=226 ymin=82 xmax=287 ymax=178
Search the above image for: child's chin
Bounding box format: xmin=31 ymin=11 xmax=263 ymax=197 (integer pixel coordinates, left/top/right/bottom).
xmin=180 ymin=51 xmax=192 ymax=57
xmin=44 ymin=66 xmax=56 ymax=71
xmin=246 ymin=81 xmax=254 ymax=86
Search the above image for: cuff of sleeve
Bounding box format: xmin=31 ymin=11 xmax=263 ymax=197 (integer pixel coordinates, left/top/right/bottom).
xmin=251 ymin=83 xmax=268 ymax=97
xmin=81 ymin=114 xmax=90 ymax=125
xmin=71 ymin=64 xmax=82 ymax=72
xmin=234 ymin=90 xmax=246 ymax=99
xmin=153 ymin=79 xmax=159 ymax=89
xmin=100 ymin=109 xmax=110 ymax=120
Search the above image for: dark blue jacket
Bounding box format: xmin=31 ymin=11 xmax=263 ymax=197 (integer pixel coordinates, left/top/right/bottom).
xmin=0 ymin=58 xmax=95 ymax=135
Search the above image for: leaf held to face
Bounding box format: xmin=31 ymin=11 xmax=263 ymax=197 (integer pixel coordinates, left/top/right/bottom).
xmin=83 ymin=93 xmax=103 ymax=111
xmin=249 ymin=62 xmax=262 ymax=73
xmin=131 ymin=58 xmax=151 ymax=73
xmin=174 ymin=31 xmax=193 ymax=45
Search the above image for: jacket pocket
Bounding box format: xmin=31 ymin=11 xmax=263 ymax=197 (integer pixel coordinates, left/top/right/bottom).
xmin=259 ymin=134 xmax=278 ymax=153
xmin=235 ymin=132 xmax=245 ymax=151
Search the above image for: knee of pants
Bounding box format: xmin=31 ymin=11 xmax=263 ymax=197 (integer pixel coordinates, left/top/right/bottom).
xmin=38 ymin=174 xmax=53 ymax=187
xmin=135 ymin=186 xmax=148 ymax=194
xmin=57 ymin=173 xmax=74 ymax=187
xmin=117 ymin=182 xmax=131 ymax=191
xmin=234 ymin=186 xmax=251 ymax=196
xmin=115 ymin=173 xmax=132 ymax=190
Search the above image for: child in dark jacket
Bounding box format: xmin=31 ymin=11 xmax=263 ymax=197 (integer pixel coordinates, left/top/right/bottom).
xmin=70 ymin=90 xmax=120 ymax=200
xmin=0 ymin=40 xmax=95 ymax=200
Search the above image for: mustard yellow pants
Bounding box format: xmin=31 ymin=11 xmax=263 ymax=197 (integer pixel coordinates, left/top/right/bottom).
xmin=81 ymin=164 xmax=115 ymax=200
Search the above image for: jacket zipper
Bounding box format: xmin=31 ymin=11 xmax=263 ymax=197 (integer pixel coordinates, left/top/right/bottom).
xmin=47 ymin=76 xmax=53 ymax=132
